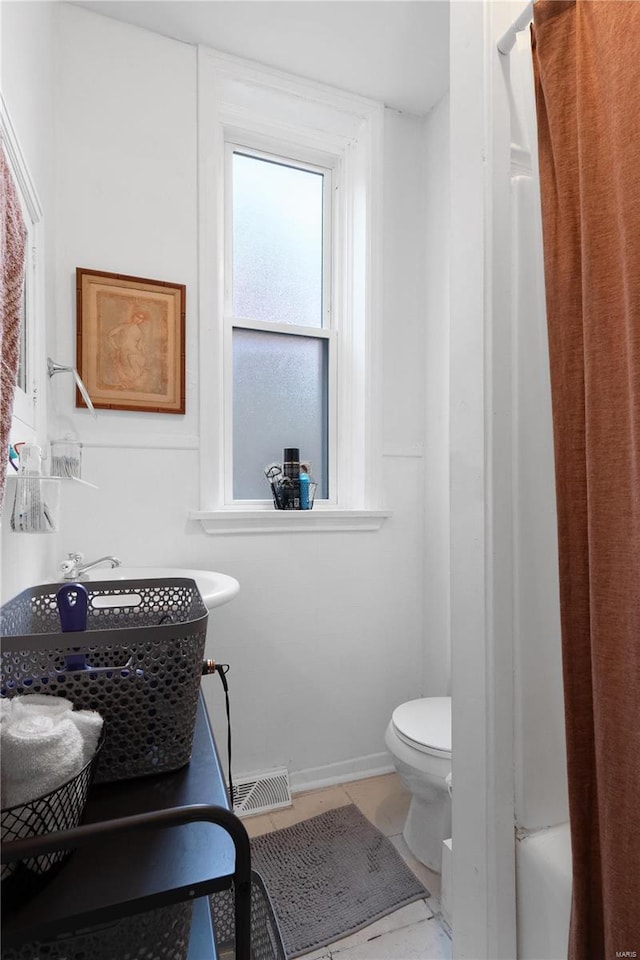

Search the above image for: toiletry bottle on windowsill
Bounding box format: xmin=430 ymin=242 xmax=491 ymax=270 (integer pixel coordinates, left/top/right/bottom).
xmin=282 ymin=447 xmax=301 ymax=509
xmin=299 ymin=471 xmax=310 ymax=510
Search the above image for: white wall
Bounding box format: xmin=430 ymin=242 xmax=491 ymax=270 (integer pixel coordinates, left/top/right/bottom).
xmin=450 ymin=3 xmax=515 ymax=953
xmin=422 ymin=92 xmax=450 ymax=698
xmin=0 ymin=1 xmax=60 ymax=601
xmin=1 ymin=2 xmax=55 ymax=218
xmin=44 ymin=3 xmax=439 ymax=788
xmin=449 ymin=2 xmax=568 ymax=956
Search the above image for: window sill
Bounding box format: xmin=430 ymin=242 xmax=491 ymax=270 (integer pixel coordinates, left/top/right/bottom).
xmin=188 ymin=507 xmax=391 ymax=535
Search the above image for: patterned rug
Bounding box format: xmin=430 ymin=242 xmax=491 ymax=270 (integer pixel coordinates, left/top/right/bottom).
xmin=249 ymin=803 xmax=429 ymax=958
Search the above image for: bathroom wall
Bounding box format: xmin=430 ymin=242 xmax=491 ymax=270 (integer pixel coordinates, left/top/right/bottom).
xmin=449 ymin=3 xmax=569 ymax=955
xmin=449 ymin=3 xmax=512 ymax=951
xmin=422 ymin=91 xmax=450 ymax=698
xmin=0 ymin=1 xmax=60 ymax=601
xmin=42 ymin=2 xmax=438 ymax=788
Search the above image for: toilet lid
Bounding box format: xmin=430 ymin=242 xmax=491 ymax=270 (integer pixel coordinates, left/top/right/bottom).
xmin=391 ymin=697 xmax=451 ymax=756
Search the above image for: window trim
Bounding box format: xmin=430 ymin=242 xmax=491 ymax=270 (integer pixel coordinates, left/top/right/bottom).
xmin=193 ymin=47 xmax=388 ymax=533
xmin=188 ymin=507 xmax=390 ymax=535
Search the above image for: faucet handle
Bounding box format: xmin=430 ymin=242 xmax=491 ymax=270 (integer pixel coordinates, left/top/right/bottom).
xmin=59 ymin=552 xmax=83 ymax=578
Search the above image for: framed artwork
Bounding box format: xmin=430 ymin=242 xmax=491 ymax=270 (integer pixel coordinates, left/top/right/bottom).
xmin=76 ymin=268 xmax=186 ymax=414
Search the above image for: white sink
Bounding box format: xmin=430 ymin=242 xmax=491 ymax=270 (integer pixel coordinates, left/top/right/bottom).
xmin=70 ymin=567 xmax=239 ymax=611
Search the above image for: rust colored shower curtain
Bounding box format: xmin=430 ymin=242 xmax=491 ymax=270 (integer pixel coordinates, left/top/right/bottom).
xmin=532 ymin=1 xmax=640 ymax=956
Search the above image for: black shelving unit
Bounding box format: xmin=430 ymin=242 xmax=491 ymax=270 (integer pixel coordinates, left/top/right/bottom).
xmin=1 ymin=695 xmax=251 ymax=960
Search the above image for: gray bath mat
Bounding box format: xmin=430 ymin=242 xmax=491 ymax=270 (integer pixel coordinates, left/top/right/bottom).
xmin=250 ymin=803 xmax=430 ymax=958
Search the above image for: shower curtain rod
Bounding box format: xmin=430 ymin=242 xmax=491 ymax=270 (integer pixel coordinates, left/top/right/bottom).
xmin=497 ymin=0 xmax=534 ymax=55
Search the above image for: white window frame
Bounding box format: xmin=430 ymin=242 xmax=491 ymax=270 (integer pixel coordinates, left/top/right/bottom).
xmin=191 ymin=49 xmax=390 ymax=533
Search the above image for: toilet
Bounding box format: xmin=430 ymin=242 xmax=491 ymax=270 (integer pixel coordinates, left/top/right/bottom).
xmin=384 ymin=696 xmax=451 ymax=872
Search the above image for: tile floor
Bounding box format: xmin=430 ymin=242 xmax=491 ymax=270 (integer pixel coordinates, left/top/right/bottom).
xmin=242 ymin=772 xmax=452 ymax=960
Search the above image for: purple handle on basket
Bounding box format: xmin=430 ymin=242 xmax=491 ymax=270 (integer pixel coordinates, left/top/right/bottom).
xmin=56 ymin=583 xmax=88 ymax=632
xmin=57 ymin=583 xmax=90 ymax=671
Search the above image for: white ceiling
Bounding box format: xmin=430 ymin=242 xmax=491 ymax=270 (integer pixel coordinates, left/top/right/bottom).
xmin=72 ymin=1 xmax=450 ymax=116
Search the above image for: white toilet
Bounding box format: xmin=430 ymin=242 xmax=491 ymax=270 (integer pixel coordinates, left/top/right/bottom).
xmin=384 ymin=696 xmax=451 ymax=872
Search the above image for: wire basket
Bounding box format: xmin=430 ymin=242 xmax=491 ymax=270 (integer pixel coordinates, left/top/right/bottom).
xmin=211 ymin=871 xmax=286 ymax=960
xmin=267 ymin=475 xmax=317 ymax=510
xmin=1 ymin=728 xmax=104 ymax=905
xmin=0 ymin=898 xmax=193 ymax=960
xmin=0 ymin=579 xmax=208 ymax=783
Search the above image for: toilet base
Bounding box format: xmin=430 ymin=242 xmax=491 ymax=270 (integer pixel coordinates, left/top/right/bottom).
xmin=402 ymin=790 xmax=452 ymax=873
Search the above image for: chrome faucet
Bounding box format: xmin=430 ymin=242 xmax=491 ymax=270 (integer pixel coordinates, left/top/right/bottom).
xmin=59 ymin=552 xmax=123 ymax=580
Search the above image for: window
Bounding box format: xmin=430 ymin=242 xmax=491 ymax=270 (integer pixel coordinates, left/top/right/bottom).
xmin=228 ymin=147 xmax=332 ymax=501
xmin=193 ymin=49 xmax=389 ymax=532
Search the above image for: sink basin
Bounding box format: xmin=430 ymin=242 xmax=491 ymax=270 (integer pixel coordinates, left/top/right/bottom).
xmin=69 ymin=567 xmax=239 ymax=611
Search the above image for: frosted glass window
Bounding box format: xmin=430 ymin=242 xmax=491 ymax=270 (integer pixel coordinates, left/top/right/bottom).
xmin=232 ymin=152 xmax=324 ymax=327
xmin=233 ymin=328 xmax=328 ymax=500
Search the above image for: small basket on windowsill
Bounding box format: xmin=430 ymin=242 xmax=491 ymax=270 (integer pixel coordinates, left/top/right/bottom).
xmin=264 ymin=467 xmax=317 ymax=511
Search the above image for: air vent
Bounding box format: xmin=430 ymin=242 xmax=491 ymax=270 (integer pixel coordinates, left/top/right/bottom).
xmin=232 ymin=768 xmax=292 ymax=817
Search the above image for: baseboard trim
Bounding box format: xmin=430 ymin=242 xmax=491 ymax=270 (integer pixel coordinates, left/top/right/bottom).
xmin=288 ymin=752 xmax=395 ymax=794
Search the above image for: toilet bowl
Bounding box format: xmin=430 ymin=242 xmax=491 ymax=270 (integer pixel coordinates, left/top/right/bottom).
xmin=384 ymin=696 xmax=451 ymax=872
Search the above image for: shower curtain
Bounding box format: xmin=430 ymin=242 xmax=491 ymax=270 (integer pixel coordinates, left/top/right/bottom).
xmin=532 ymin=1 xmax=640 ymax=956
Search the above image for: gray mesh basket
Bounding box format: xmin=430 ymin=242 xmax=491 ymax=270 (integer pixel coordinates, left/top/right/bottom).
xmin=1 ymin=728 xmax=104 ymax=903
xmin=211 ymin=871 xmax=286 ymax=960
xmin=0 ymin=579 xmax=208 ymax=783
xmin=0 ymin=899 xmax=193 ymax=960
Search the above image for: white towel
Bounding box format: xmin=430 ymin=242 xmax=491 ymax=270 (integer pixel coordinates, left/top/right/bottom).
xmin=71 ymin=709 xmax=104 ymax=765
xmin=0 ymin=698 xmax=15 ymax=724
xmin=0 ymin=695 xmax=104 ymax=809
xmin=11 ymin=693 xmax=74 ymax=719
xmin=1 ymin=713 xmax=84 ymax=809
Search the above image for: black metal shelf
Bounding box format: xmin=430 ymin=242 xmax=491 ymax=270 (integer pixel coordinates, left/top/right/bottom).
xmin=1 ymin=695 xmax=250 ymax=959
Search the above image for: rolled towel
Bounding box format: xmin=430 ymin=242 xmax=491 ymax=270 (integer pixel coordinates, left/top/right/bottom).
xmin=0 ymin=698 xmax=14 ymax=724
xmin=11 ymin=693 xmax=74 ymax=720
xmin=1 ymin=712 xmax=84 ymax=809
xmin=70 ymin=710 xmax=104 ymax=765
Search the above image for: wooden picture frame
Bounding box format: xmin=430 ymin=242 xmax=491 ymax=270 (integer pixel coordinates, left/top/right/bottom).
xmin=76 ymin=268 xmax=186 ymax=414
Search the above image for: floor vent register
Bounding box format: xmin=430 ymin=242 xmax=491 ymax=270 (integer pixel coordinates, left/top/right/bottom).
xmin=232 ymin=768 xmax=292 ymax=817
